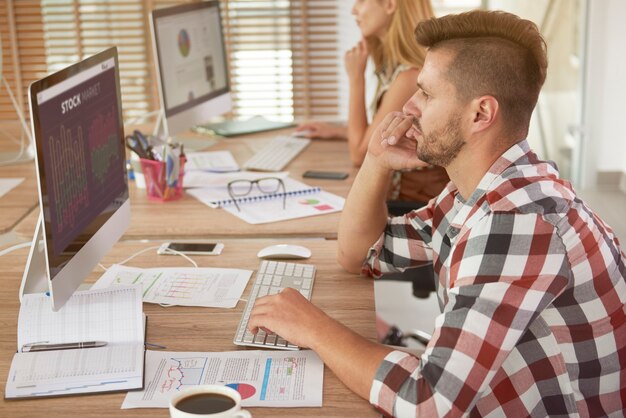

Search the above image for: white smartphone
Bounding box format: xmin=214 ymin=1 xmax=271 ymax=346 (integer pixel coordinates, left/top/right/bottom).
xmin=157 ymin=242 xmax=224 ymax=255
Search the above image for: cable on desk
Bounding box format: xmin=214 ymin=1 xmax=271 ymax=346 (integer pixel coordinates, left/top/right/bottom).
xmin=0 ymin=241 xmax=32 ymax=257
xmin=100 ymin=245 xmax=199 ymax=271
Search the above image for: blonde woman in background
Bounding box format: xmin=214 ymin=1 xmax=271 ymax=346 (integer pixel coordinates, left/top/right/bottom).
xmin=297 ymin=0 xmax=449 ymax=209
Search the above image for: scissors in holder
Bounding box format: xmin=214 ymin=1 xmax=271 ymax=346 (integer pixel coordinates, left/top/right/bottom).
xmin=125 ymin=134 xmax=151 ymax=160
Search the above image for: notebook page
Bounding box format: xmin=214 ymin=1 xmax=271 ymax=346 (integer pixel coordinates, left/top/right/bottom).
xmin=17 ymin=285 xmax=143 ymax=350
xmin=6 ymin=343 xmax=144 ymax=397
xmin=222 ymin=189 xmax=345 ymax=224
xmin=187 ymin=176 xmax=319 ymax=208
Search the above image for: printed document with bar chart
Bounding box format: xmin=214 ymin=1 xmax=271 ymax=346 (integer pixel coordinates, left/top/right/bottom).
xmin=91 ymin=264 xmax=252 ymax=308
xmin=5 ymin=285 xmax=144 ymax=398
xmin=122 ymin=349 xmax=323 ymax=408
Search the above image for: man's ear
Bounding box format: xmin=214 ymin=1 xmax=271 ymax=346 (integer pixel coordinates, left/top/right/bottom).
xmin=385 ymin=0 xmax=398 ymax=15
xmin=471 ymin=95 xmax=498 ymax=133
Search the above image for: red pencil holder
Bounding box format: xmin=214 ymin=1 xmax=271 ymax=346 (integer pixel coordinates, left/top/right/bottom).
xmin=139 ymin=157 xmax=186 ymax=202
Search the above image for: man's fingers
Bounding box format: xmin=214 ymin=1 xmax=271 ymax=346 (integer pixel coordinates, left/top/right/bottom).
xmin=378 ymin=112 xmax=403 ymax=134
xmin=381 ymin=117 xmax=412 ymax=145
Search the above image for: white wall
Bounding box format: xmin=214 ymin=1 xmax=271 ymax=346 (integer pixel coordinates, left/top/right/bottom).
xmin=583 ymin=0 xmax=626 ymax=185
xmin=337 ymin=2 xmax=380 ymax=123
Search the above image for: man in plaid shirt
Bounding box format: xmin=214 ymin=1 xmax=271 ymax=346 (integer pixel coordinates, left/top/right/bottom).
xmin=248 ymin=10 xmax=626 ymax=417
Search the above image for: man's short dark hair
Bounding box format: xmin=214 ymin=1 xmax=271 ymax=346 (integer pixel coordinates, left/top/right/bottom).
xmin=415 ymin=10 xmax=548 ymax=139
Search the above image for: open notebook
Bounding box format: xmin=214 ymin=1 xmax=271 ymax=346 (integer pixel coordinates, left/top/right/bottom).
xmin=187 ymin=177 xmax=344 ymax=224
xmin=5 ymin=285 xmax=145 ymax=398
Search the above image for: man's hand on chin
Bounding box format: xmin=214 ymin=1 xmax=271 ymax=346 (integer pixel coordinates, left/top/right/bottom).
xmin=367 ymin=111 xmax=429 ymax=171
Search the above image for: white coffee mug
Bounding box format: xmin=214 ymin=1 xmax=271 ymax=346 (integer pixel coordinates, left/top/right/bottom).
xmin=169 ymin=385 xmax=252 ymax=418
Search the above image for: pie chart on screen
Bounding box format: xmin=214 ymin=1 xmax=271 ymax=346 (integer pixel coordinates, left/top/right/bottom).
xmin=226 ymin=383 xmax=256 ymax=400
xmin=178 ymin=29 xmax=191 ymax=57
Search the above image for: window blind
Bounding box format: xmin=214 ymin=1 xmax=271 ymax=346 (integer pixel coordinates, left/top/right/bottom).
xmin=1 ymin=0 xmax=340 ymax=124
xmin=0 ymin=0 xmax=46 ymax=122
xmin=221 ymin=0 xmax=339 ymax=121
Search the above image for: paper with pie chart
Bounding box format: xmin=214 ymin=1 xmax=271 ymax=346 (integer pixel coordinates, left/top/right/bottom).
xmin=217 ymin=178 xmax=344 ymax=225
xmin=121 ymin=349 xmax=323 ymax=408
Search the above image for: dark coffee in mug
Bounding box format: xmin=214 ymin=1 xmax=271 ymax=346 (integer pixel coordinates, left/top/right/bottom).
xmin=174 ymin=393 xmax=236 ymax=414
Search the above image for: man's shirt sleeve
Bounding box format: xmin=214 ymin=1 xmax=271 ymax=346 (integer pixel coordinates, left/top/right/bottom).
xmin=369 ymin=212 xmax=571 ymax=417
xmin=363 ymin=200 xmax=436 ymax=277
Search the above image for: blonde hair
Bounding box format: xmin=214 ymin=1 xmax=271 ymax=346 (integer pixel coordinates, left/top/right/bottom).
xmin=366 ymin=0 xmax=435 ymax=74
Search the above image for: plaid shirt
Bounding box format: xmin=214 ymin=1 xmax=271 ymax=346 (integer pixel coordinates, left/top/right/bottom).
xmin=363 ymin=140 xmax=626 ymax=417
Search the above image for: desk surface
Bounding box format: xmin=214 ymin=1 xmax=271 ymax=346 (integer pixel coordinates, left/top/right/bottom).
xmin=0 ymin=162 xmax=38 ymax=235
xmin=13 ymin=129 xmax=357 ymax=241
xmin=0 ymin=239 xmax=379 ymax=417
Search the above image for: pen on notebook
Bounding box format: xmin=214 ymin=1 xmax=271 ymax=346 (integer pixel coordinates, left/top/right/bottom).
xmin=21 ymin=341 xmax=107 ymax=353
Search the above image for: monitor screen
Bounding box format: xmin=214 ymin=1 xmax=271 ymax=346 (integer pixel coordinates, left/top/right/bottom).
xmin=24 ymin=47 xmax=130 ymax=310
xmin=151 ymin=1 xmax=231 ymax=135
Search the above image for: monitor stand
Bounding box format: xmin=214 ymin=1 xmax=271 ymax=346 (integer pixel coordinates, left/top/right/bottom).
xmin=152 ymin=109 xmax=217 ymax=151
xmin=19 ymin=212 xmax=50 ymax=300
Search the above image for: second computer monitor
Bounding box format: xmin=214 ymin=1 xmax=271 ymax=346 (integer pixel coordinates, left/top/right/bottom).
xmin=150 ymin=1 xmax=232 ymax=136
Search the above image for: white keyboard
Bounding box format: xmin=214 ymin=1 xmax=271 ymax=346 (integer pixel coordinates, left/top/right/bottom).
xmin=243 ymin=136 xmax=310 ymax=171
xmin=234 ymin=260 xmax=316 ymax=350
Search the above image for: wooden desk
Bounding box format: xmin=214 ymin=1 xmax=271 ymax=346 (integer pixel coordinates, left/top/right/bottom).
xmin=14 ymin=130 xmax=357 ymax=240
xmin=0 ymin=239 xmax=379 ymax=417
xmin=0 ymin=161 xmax=38 ymax=234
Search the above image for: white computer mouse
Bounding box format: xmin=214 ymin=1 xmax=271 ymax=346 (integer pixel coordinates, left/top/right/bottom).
xmin=257 ymin=244 xmax=311 ymax=260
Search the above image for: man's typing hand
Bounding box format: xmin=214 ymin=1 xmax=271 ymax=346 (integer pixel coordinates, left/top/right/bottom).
xmin=247 ymin=288 xmax=332 ymax=349
xmin=368 ymin=111 xmax=429 ymax=171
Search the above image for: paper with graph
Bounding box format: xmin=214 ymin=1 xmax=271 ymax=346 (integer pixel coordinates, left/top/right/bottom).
xmin=92 ymin=264 xmax=252 ymax=308
xmin=122 ymin=349 xmax=323 ymax=408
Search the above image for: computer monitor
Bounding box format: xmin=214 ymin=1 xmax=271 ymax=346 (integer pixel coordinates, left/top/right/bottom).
xmin=150 ymin=1 xmax=232 ymax=137
xmin=20 ymin=47 xmax=130 ymax=311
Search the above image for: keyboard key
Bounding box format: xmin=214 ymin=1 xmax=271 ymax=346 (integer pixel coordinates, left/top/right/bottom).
xmin=254 ymin=331 xmax=267 ymax=344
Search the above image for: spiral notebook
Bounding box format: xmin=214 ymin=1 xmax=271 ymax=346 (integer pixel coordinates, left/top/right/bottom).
xmin=187 ymin=177 xmax=321 ymax=209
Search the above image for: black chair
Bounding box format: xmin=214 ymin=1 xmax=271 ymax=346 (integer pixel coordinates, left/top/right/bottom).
xmin=385 ymin=199 xmax=435 ymax=299
xmin=378 ymin=265 xmax=436 ymax=347
xmin=379 ymin=200 xmax=437 ymax=346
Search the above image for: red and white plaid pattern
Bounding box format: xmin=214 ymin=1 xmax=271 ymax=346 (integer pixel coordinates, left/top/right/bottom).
xmin=363 ymin=140 xmax=626 ymax=417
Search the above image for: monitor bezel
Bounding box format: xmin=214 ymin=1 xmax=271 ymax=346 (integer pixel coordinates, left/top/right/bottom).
xmin=150 ymin=0 xmax=231 ymax=136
